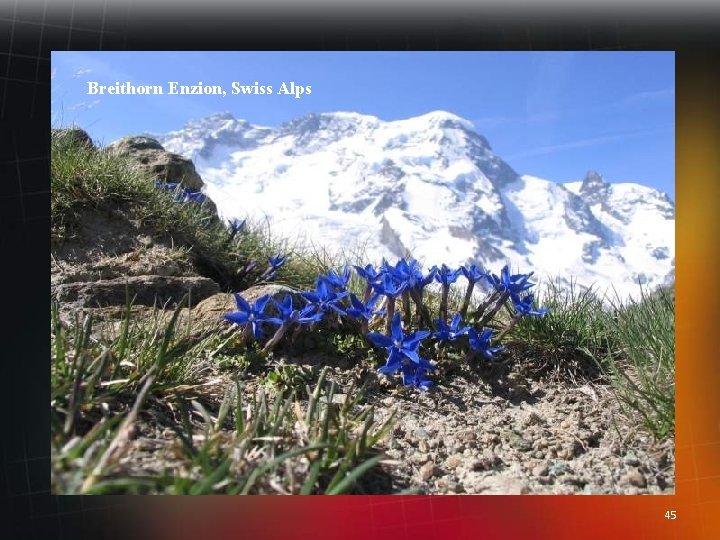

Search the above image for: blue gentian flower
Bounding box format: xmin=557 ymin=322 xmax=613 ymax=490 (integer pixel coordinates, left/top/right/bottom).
xmin=319 ymin=267 xmax=351 ymax=292
xmin=224 ymin=293 xmax=281 ymax=339
xmin=345 ymin=293 xmax=384 ymax=321
xmin=259 ymin=254 xmax=287 ymax=281
xmin=511 ymin=293 xmax=549 ymax=317
xmin=273 ymin=295 xmax=323 ymax=325
xmin=353 ymin=263 xmax=382 ymax=284
xmin=155 ymin=180 xmax=180 ymax=191
xmin=301 ymin=280 xmax=348 ymax=318
xmin=488 ymin=265 xmax=535 ymax=296
xmin=228 ymin=218 xmax=246 ymax=238
xmin=433 ymin=313 xmax=471 ymax=342
xmin=371 ymin=271 xmax=408 ymax=332
xmin=367 ymin=313 xmax=434 ymax=374
xmin=269 ymin=255 xmax=287 ymax=271
xmin=467 ymin=327 xmax=505 ymax=360
xmin=353 ymin=263 xmax=383 ymax=303
xmin=394 ymin=259 xmax=436 ymax=291
xmin=434 ymin=264 xmax=462 ymax=287
xmin=371 ymin=272 xmax=406 ymax=299
xmin=460 ymin=264 xmax=489 ymax=285
xmin=260 ymin=295 xmax=323 ymax=354
xmin=182 ymin=190 xmax=206 ymax=204
xmin=406 ymin=367 xmax=434 ymax=391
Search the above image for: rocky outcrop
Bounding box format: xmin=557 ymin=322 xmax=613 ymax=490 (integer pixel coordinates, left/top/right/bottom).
xmin=192 ymin=284 xmax=305 ymax=329
xmin=105 ymin=136 xmax=205 ymax=191
xmin=579 ymin=170 xmax=611 ymax=206
xmin=52 ymin=131 xmax=229 ymax=326
xmin=53 ymin=275 xmax=220 ymax=309
xmin=52 ymin=127 xmax=95 ymax=149
xmin=105 ymin=135 xmax=219 ymax=218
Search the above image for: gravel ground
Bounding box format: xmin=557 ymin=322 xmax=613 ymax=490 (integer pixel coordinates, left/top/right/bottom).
xmin=284 ymin=356 xmax=675 ymax=495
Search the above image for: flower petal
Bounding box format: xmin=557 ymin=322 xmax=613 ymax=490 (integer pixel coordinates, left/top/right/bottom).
xmin=224 ymin=312 xmax=249 ymax=325
xmin=399 ymin=348 xmax=422 ymax=364
xmin=367 ymin=332 xmax=393 ymax=349
xmin=233 ymin=293 xmax=251 ymax=312
xmin=254 ymin=294 xmax=272 ymax=313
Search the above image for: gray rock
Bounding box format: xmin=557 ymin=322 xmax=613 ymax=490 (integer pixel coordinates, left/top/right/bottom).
xmin=419 ymin=461 xmax=438 ymax=481
xmin=53 ymin=127 xmax=95 ymax=149
xmin=509 ymin=433 xmax=533 ymax=452
xmin=624 ymin=469 xmax=648 ymax=488
xmin=53 ymin=274 xmax=220 ymax=308
xmin=105 ymin=136 xmax=205 ymax=191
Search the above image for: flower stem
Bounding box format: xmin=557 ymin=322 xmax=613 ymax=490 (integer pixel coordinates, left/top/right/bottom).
xmin=363 ymin=284 xmax=373 ymax=304
xmin=476 ymin=291 xmax=509 ymax=329
xmin=242 ymin=323 xmax=254 ymax=343
xmin=262 ymin=322 xmax=290 ymax=353
xmin=410 ymin=288 xmax=432 ymax=328
xmin=440 ymin=285 xmax=449 ymax=324
xmin=473 ymin=290 xmax=500 ymax=319
xmin=495 ymin=313 xmax=524 ymax=341
xmin=360 ymin=319 xmax=369 ymax=337
xmin=402 ymin=290 xmax=412 ymax=327
xmin=459 ymin=282 xmax=475 ymax=319
xmin=386 ymin=296 xmax=395 ymax=334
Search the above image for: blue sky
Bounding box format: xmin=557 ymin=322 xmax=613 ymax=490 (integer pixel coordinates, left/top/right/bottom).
xmin=51 ymin=51 xmax=675 ymax=200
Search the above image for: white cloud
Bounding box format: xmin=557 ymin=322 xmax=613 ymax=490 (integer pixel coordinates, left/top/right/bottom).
xmin=71 ymin=68 xmax=93 ymax=79
xmin=67 ymin=99 xmax=101 ymax=111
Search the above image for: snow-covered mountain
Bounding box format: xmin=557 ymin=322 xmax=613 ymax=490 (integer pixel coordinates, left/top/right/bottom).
xmin=150 ymin=111 xmax=675 ymax=300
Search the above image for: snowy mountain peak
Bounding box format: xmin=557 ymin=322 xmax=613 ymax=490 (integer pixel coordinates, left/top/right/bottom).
xmin=408 ymin=110 xmax=476 ymax=130
xmin=581 ymin=169 xmax=607 ymax=191
xmin=149 ymin=111 xmax=675 ymax=299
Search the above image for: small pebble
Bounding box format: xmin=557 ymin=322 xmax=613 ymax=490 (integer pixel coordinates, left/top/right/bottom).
xmin=411 ymin=452 xmax=429 ymax=464
xmin=537 ymin=476 xmax=554 ymax=485
xmin=623 ymin=452 xmax=641 ymax=467
xmin=436 ymin=478 xmax=463 ymax=493
xmin=445 ymin=455 xmax=463 ymax=469
xmin=625 ymin=469 xmax=647 ymax=488
xmin=419 ymin=461 xmax=438 ymax=481
xmin=562 ymin=475 xmax=586 ymax=487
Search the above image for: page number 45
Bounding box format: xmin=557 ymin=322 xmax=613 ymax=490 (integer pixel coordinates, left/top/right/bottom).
xmin=665 ymin=511 xmax=677 ymax=520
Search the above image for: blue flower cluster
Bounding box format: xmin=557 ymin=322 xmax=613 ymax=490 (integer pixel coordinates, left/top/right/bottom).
xmin=223 ymin=258 xmax=548 ymax=392
xmin=154 ymin=180 xmax=207 ymax=204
